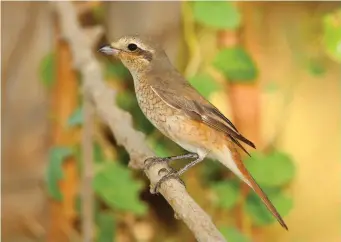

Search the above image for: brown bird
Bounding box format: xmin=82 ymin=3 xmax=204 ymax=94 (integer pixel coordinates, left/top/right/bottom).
xmin=99 ymin=35 xmax=288 ymax=230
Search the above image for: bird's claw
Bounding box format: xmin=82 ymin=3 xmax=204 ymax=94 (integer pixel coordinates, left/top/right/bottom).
xmin=144 ymin=156 xmax=169 ymax=170
xmin=152 ymin=168 xmax=185 ymax=194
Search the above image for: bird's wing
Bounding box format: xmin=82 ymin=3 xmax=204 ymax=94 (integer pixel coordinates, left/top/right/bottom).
xmin=150 ymin=78 xmax=256 ymax=155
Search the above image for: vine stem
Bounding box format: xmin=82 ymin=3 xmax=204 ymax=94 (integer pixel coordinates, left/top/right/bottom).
xmin=81 ymin=97 xmax=94 ymax=242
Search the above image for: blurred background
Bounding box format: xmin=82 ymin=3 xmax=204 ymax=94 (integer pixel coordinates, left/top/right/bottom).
xmin=1 ymin=1 xmax=341 ymax=242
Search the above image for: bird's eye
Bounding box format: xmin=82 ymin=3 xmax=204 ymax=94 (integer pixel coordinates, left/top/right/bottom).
xmin=127 ymin=43 xmax=138 ymax=51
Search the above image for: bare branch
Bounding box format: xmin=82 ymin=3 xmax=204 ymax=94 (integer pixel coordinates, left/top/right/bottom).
xmin=53 ymin=2 xmax=226 ymax=242
xmin=81 ymin=97 xmax=95 ymax=242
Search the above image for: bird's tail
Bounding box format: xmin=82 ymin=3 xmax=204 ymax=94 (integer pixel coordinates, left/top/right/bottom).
xmin=213 ymin=146 xmax=288 ymax=230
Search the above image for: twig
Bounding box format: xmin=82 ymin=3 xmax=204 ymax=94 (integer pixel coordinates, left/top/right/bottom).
xmin=181 ymin=1 xmax=202 ymax=79
xmin=81 ymin=97 xmax=94 ymax=242
xmin=53 ymin=2 xmax=226 ymax=242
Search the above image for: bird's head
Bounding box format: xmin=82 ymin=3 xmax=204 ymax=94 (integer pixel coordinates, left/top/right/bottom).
xmin=99 ymin=35 xmax=166 ymax=75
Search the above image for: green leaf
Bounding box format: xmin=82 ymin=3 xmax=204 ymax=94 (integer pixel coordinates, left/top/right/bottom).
xmin=213 ymin=47 xmax=258 ymax=82
xmin=97 ymin=212 xmax=116 ymax=242
xmin=105 ymin=61 xmax=130 ymax=80
xmin=39 ymin=52 xmax=55 ymax=88
xmin=93 ymin=162 xmax=147 ymax=215
xmin=46 ymin=146 xmax=73 ymax=201
xmin=189 ymin=73 xmax=221 ymax=98
xmin=246 ymin=190 xmax=293 ymax=226
xmin=322 ymin=9 xmax=341 ymax=63
xmin=220 ymin=226 xmax=250 ymax=242
xmin=192 ymin=1 xmax=241 ymax=29
xmin=67 ymin=107 xmax=83 ymax=127
xmin=244 ymin=150 xmax=295 ymax=188
xmin=211 ymin=181 xmax=239 ymax=209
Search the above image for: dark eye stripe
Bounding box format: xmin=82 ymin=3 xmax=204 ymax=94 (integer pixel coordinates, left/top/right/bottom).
xmin=137 ymin=49 xmax=153 ymax=61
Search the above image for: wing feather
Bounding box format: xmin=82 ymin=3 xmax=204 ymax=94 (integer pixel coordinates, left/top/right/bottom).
xmin=150 ymin=84 xmax=256 ymax=154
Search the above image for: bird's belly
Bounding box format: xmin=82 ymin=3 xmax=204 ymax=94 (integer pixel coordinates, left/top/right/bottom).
xmin=165 ymin=115 xmax=225 ymax=153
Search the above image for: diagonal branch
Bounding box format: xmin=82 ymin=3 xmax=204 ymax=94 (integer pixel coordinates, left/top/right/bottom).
xmin=53 ymin=2 xmax=226 ymax=242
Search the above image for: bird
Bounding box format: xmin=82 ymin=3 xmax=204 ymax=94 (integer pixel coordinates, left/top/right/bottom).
xmin=99 ymin=34 xmax=288 ymax=230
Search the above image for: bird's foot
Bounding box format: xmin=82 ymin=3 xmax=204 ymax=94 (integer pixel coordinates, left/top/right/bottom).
xmin=152 ymin=168 xmax=185 ymax=194
xmin=144 ymin=153 xmax=199 ymax=170
xmin=144 ymin=157 xmax=171 ymax=170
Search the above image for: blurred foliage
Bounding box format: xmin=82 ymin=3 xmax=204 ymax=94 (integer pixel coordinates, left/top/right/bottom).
xmin=192 ymin=1 xmax=241 ymax=29
xmin=67 ymin=106 xmax=83 ymax=127
xmin=46 ymin=141 xmax=146 ymax=240
xmin=220 ymin=226 xmax=250 ymax=242
xmin=97 ymin=212 xmax=116 ymax=242
xmin=116 ymin=91 xmax=136 ymax=111
xmin=93 ymin=162 xmax=147 ymax=215
xmin=147 ymin=137 xmax=172 ymax=158
xmin=191 ymin=1 xmax=257 ymax=85
xmin=46 ymin=146 xmax=73 ymax=201
xmin=244 ymin=150 xmax=295 ymax=188
xmin=213 ymin=47 xmax=258 ymax=83
xmin=322 ymin=9 xmax=341 ymax=63
xmin=211 ymin=180 xmax=240 ymax=209
xmin=307 ymin=58 xmax=327 ymax=77
xmin=104 ymin=61 xmax=131 ymax=81
xmin=189 ymin=73 xmax=222 ymax=98
xmin=39 ymin=52 xmax=56 ymax=88
xmin=243 ymin=150 xmax=294 ymax=226
xmin=246 ymin=190 xmax=293 ymax=226
xmin=200 ymin=160 xmax=226 ymax=185
xmin=93 ymin=141 xmax=105 ymax=163
xmin=75 ymin=180 xmax=116 ymax=242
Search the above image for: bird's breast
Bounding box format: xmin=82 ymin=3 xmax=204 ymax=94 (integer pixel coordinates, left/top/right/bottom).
xmin=134 ymin=81 xmax=176 ymax=135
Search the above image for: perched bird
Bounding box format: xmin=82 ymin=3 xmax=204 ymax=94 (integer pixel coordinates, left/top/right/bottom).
xmin=99 ymin=35 xmax=288 ymax=230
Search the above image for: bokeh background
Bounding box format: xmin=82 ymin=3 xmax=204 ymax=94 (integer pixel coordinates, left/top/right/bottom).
xmin=2 ymin=1 xmax=341 ymax=242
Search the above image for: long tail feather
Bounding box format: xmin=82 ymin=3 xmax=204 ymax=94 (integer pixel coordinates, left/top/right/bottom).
xmin=235 ymin=155 xmax=289 ymax=230
xmin=215 ymin=145 xmax=288 ymax=230
xmin=241 ymin=168 xmax=289 ymax=230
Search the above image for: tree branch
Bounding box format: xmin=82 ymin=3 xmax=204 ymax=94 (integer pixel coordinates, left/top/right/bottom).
xmin=53 ymin=2 xmax=226 ymax=242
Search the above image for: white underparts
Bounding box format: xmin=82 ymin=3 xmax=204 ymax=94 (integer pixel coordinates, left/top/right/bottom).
xmin=212 ymin=146 xmax=252 ymax=187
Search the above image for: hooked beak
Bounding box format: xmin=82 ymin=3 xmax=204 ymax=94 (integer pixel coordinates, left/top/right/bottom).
xmin=98 ymin=45 xmax=120 ymax=56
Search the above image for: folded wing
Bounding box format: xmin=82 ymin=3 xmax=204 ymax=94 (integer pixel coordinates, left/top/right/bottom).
xmin=150 ymin=80 xmax=256 ymax=155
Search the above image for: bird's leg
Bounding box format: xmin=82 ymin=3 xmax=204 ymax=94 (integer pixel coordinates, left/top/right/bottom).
xmin=145 ymin=153 xmax=198 ymax=194
xmin=144 ymin=153 xmax=198 ymax=170
xmin=153 ymin=155 xmax=205 ymax=194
